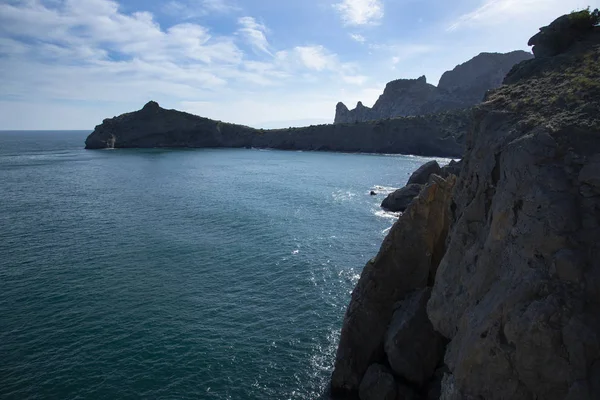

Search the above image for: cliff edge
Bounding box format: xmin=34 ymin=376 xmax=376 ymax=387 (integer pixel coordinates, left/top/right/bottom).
xmin=332 ymin=10 xmax=600 ymax=400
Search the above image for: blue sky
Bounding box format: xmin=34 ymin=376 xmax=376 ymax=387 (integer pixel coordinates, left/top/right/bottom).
xmin=0 ymin=0 xmax=597 ymax=129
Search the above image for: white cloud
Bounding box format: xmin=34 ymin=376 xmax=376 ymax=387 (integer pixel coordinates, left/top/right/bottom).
xmin=447 ymin=0 xmax=591 ymax=31
xmin=237 ymin=16 xmax=272 ymax=55
xmin=293 ymin=46 xmax=339 ymax=71
xmin=334 ymin=0 xmax=384 ymax=26
xmin=0 ymin=0 xmax=376 ymax=129
xmin=163 ymin=0 xmax=239 ymax=19
xmin=349 ymin=33 xmax=366 ymax=43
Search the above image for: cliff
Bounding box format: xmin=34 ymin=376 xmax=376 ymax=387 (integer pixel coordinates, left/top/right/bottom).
xmin=334 ymin=51 xmax=533 ymax=124
xmin=332 ymin=11 xmax=600 ymax=400
xmin=85 ymin=103 xmax=469 ymax=158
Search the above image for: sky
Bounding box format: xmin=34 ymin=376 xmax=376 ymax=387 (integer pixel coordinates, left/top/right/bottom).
xmin=0 ymin=0 xmax=597 ymax=130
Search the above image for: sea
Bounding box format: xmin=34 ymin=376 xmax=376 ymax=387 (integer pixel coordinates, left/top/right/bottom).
xmin=0 ymin=131 xmax=451 ymax=399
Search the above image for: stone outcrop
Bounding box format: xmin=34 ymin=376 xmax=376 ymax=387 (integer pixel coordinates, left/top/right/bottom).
xmin=528 ymin=8 xmax=599 ymax=57
xmin=85 ymin=104 xmax=469 ymax=158
xmin=331 ymin=174 xmax=456 ymax=396
xmin=384 ymin=288 xmax=445 ymax=386
xmin=407 ymin=160 xmax=442 ymax=185
xmin=334 ymin=51 xmax=532 ymax=124
xmin=332 ymin=12 xmax=600 ymax=400
xmin=359 ymin=364 xmax=397 ymax=400
xmin=380 ymin=184 xmax=422 ymax=212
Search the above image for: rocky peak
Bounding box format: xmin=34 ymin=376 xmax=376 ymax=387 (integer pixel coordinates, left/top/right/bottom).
xmin=334 ymin=51 xmax=532 ymax=124
xmin=528 ymin=8 xmax=600 ymax=57
xmin=142 ymin=100 xmax=161 ymax=112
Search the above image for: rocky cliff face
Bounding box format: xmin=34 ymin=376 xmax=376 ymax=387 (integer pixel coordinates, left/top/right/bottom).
xmin=332 ymin=14 xmax=600 ymax=400
xmin=334 ymin=51 xmax=532 ymax=124
xmin=85 ymin=103 xmax=469 ymax=158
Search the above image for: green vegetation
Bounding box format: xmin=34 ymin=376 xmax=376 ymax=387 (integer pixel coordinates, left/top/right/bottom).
xmin=568 ymin=7 xmax=600 ymax=27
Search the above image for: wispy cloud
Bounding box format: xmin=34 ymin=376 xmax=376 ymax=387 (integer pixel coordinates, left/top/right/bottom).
xmin=237 ymin=16 xmax=272 ymax=56
xmin=447 ymin=0 xmax=589 ymax=32
xmin=349 ymin=33 xmax=366 ymax=43
xmin=163 ymin=0 xmax=239 ymax=19
xmin=334 ymin=0 xmax=384 ymax=26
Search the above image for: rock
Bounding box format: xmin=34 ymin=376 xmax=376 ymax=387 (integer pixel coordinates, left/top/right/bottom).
xmin=528 ymin=10 xmax=599 ymax=57
xmin=396 ymin=382 xmax=420 ymax=400
xmin=358 ymin=364 xmax=397 ymax=400
xmin=427 ymin=23 xmax=600 ymax=400
xmin=371 ymin=191 xmax=377 ymax=196
xmin=384 ymin=288 xmax=445 ymax=386
xmin=331 ymin=175 xmax=456 ymax=396
xmin=334 ymin=51 xmax=532 ymax=124
xmin=407 ymin=161 xmax=442 ymax=185
xmin=424 ymin=366 xmax=449 ymax=400
xmin=85 ymin=102 xmax=469 ymax=157
xmin=381 ymin=184 xmax=422 ymax=212
xmin=438 ymin=51 xmax=533 ymax=105
xmin=578 ymin=154 xmax=600 ymax=189
xmin=439 ymin=159 xmax=462 ymax=178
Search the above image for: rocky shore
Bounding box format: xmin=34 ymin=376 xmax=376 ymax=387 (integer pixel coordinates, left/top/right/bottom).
xmin=84 ymin=105 xmax=469 ymax=158
xmin=332 ymin=10 xmax=600 ymax=400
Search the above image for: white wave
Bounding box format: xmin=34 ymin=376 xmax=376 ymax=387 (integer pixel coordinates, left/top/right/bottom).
xmin=371 ymin=185 xmax=397 ymax=195
xmin=373 ymin=208 xmax=401 ymax=220
xmin=332 ymin=190 xmax=357 ymax=202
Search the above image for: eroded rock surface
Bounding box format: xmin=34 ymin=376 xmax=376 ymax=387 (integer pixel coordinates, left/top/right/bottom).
xmin=384 ymin=288 xmax=445 ymax=386
xmin=359 ymin=364 xmax=397 ymax=400
xmin=331 ymin=175 xmax=456 ymax=395
xmin=428 ymin=20 xmax=600 ymax=400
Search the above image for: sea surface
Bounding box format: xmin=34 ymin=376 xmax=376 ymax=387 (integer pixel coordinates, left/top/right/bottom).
xmin=0 ymin=131 xmax=450 ymax=399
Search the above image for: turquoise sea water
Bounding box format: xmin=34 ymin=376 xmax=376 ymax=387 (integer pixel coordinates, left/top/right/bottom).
xmin=0 ymin=131 xmax=448 ymax=399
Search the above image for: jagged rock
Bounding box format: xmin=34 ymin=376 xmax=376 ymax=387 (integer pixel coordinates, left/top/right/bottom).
xmin=85 ymin=102 xmax=469 ymax=157
xmin=427 ymin=22 xmax=600 ymax=400
xmin=407 ymin=161 xmax=442 ymax=185
xmin=528 ymin=10 xmax=599 ymax=57
xmin=333 ymin=52 xmax=532 ymax=124
xmin=384 ymin=288 xmax=445 ymax=386
xmin=380 ymin=184 xmax=422 ymax=212
xmin=370 ymin=191 xmax=377 ymax=196
xmin=330 ymin=174 xmax=456 ymax=396
xmin=359 ymin=364 xmax=397 ymax=400
xmin=439 ymin=160 xmax=462 ymax=178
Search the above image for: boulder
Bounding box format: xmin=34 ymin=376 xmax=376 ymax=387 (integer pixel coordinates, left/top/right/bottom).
xmin=384 ymin=288 xmax=445 ymax=386
xmin=407 ymin=161 xmax=441 ymax=185
xmin=331 ymin=175 xmax=456 ymax=396
xmin=359 ymin=364 xmax=397 ymax=400
xmin=381 ymin=184 xmax=423 ymax=212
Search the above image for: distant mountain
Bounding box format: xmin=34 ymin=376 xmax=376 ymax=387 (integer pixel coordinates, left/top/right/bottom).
xmin=334 ymin=50 xmax=533 ymax=124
